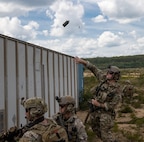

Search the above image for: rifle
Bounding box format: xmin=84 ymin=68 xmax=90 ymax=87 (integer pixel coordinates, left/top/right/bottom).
xmin=84 ymin=100 xmax=97 ymax=124
xmin=84 ymin=81 xmax=107 ymax=124
xmin=0 ymin=116 xmax=44 ymax=142
xmin=84 ymin=110 xmax=90 ymax=125
xmin=0 ymin=126 xmax=26 ymax=142
xmin=57 ymin=114 xmax=79 ymax=142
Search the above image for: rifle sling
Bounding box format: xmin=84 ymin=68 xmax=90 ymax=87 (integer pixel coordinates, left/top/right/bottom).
xmin=25 ymin=116 xmax=44 ymax=128
xmin=95 ymin=80 xmax=107 ymax=97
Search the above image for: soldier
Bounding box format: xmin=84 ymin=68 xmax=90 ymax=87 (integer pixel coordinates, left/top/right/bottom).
xmin=74 ymin=57 xmax=122 ymax=142
xmin=122 ymin=80 xmax=134 ymax=103
xmin=19 ymin=97 xmax=68 ymax=142
xmin=53 ymin=95 xmax=88 ymax=142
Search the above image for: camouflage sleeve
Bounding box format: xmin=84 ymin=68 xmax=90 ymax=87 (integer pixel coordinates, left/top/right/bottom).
xmin=122 ymin=85 xmax=127 ymax=93
xmin=19 ymin=131 xmax=42 ymax=142
xmin=74 ymin=118 xmax=88 ymax=142
xmin=52 ymin=113 xmax=63 ymax=126
xmin=52 ymin=113 xmax=59 ymax=121
xmin=86 ymin=61 xmax=105 ymax=82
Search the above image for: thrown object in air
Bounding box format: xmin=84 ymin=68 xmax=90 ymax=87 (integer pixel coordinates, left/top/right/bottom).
xmin=63 ymin=20 xmax=69 ymax=27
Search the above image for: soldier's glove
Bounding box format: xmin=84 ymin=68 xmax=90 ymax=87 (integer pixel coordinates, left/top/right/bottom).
xmin=7 ymin=126 xmax=19 ymax=141
xmin=0 ymin=126 xmax=18 ymax=142
xmin=88 ymin=100 xmax=96 ymax=112
xmin=9 ymin=126 xmax=18 ymax=133
xmin=0 ymin=131 xmax=6 ymax=141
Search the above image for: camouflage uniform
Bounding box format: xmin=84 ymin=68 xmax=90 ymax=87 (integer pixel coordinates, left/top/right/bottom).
xmin=19 ymin=118 xmax=68 ymax=142
xmin=53 ymin=96 xmax=88 ymax=142
xmin=122 ymin=80 xmax=134 ymax=103
xmin=53 ymin=113 xmax=87 ymax=142
xmin=19 ymin=97 xmax=68 ymax=142
xmin=86 ymin=62 xmax=122 ymax=142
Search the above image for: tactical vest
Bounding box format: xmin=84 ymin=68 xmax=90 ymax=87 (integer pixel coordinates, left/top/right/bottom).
xmin=28 ymin=118 xmax=68 ymax=142
xmin=54 ymin=114 xmax=79 ymax=142
xmin=64 ymin=117 xmax=78 ymax=142
xmin=91 ymin=80 xmax=121 ymax=119
xmin=96 ymin=81 xmax=120 ymax=103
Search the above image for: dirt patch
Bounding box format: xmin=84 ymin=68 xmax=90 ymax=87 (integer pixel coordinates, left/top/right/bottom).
xmin=77 ymin=110 xmax=88 ymax=123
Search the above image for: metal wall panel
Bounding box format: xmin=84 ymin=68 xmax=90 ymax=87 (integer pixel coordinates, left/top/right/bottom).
xmin=63 ymin=56 xmax=68 ymax=96
xmin=7 ymin=40 xmax=17 ymax=129
xmin=47 ymin=51 xmax=55 ymax=116
xmin=53 ymin=53 xmax=59 ymax=113
xmin=41 ymin=49 xmax=49 ymax=118
xmin=0 ymin=34 xmax=83 ymax=131
xmin=0 ymin=37 xmax=5 ymax=130
xmin=35 ymin=47 xmax=42 ymax=98
xmin=59 ymin=54 xmax=64 ymax=98
xmin=17 ymin=42 xmax=27 ymax=126
xmin=0 ymin=38 xmax=4 ymax=109
xmin=27 ymin=45 xmax=35 ymax=99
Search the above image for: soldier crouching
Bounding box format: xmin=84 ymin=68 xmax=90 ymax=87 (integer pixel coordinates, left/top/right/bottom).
xmin=53 ymin=95 xmax=88 ymax=142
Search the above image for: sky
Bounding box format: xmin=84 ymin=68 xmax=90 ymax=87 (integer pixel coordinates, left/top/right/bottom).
xmin=0 ymin=0 xmax=144 ymax=58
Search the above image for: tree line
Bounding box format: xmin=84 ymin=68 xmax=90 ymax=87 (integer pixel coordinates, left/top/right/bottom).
xmin=84 ymin=54 xmax=144 ymax=69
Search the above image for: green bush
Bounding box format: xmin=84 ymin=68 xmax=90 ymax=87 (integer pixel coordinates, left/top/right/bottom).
xmin=129 ymin=117 xmax=144 ymax=127
xmin=119 ymin=105 xmax=133 ymax=113
xmin=112 ymin=122 xmax=119 ymax=132
xmin=123 ymin=131 xmax=144 ymax=142
xmin=132 ymin=101 xmax=141 ymax=108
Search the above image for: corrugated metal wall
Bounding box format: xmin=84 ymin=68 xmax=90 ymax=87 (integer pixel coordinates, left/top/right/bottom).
xmin=0 ymin=34 xmax=81 ymax=131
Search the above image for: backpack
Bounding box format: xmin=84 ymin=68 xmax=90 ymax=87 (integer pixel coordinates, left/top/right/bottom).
xmin=31 ymin=118 xmax=68 ymax=142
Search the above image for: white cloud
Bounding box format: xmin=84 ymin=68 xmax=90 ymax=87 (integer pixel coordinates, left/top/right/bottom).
xmin=0 ymin=0 xmax=55 ymax=7
xmin=80 ymin=0 xmax=98 ymax=4
xmin=46 ymin=10 xmax=54 ymax=19
xmin=0 ymin=17 xmax=21 ymax=36
xmin=0 ymin=3 xmax=29 ymax=17
xmin=129 ymin=30 xmax=137 ymax=39
xmin=0 ymin=0 xmax=144 ymax=58
xmin=92 ymin=15 xmax=107 ymax=23
xmin=0 ymin=17 xmax=39 ymax=40
xmin=49 ymin=0 xmax=84 ymax=37
xmin=137 ymin=37 xmax=144 ymax=47
xmin=28 ymin=31 xmax=144 ymax=58
xmin=24 ymin=21 xmax=39 ymax=30
xmin=42 ymin=30 xmax=49 ymax=36
xmin=0 ymin=0 xmax=56 ymax=17
xmin=97 ymin=31 xmax=125 ymax=48
xmin=97 ymin=0 xmax=144 ymax=24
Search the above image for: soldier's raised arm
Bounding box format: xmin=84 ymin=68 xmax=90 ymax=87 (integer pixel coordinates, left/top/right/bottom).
xmin=74 ymin=56 xmax=87 ymax=66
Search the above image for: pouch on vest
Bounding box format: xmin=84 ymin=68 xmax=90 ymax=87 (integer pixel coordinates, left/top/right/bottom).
xmin=42 ymin=123 xmax=68 ymax=142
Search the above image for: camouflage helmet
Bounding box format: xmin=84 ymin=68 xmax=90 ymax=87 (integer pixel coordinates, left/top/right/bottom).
xmin=59 ymin=96 xmax=75 ymax=105
xmin=21 ymin=97 xmax=47 ymax=119
xmin=125 ymin=80 xmax=131 ymax=84
xmin=107 ymin=65 xmax=120 ymax=80
xmin=56 ymin=95 xmax=75 ymax=112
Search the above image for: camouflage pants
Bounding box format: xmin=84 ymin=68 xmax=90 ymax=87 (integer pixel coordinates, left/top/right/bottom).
xmin=90 ymin=112 xmax=116 ymax=142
